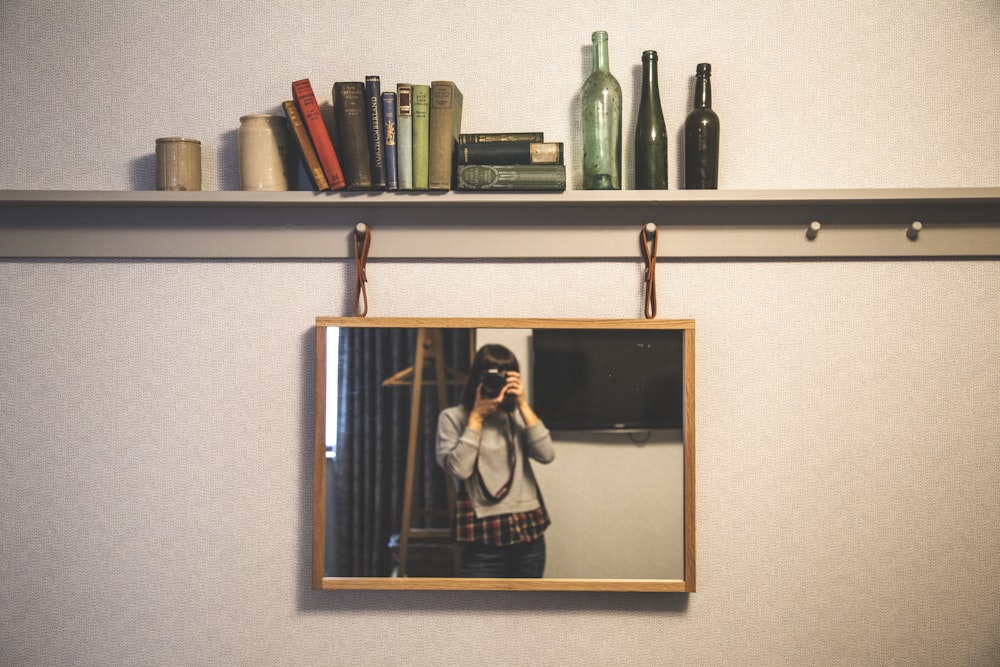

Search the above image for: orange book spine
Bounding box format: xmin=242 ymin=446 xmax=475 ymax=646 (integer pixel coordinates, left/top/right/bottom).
xmin=291 ymin=78 xmax=346 ymax=190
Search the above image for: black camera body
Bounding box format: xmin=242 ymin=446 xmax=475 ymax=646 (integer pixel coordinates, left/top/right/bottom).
xmin=479 ymin=369 xmax=507 ymax=398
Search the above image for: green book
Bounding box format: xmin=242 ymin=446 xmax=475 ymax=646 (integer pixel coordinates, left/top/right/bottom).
xmin=455 ymin=164 xmax=566 ymax=191
xmin=411 ymin=84 xmax=430 ymax=190
xmin=396 ymin=84 xmax=413 ymax=190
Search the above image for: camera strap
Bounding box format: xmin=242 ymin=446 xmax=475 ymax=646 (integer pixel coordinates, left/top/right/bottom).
xmin=474 ymin=415 xmax=517 ymax=503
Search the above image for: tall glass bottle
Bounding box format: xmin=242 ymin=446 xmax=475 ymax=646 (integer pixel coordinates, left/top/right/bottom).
xmin=684 ymin=63 xmax=720 ymax=189
xmin=581 ymin=31 xmax=622 ymax=190
xmin=634 ymin=50 xmax=668 ymax=189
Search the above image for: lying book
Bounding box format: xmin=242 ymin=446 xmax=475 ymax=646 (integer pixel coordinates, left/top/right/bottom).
xmin=455 ymin=164 xmax=566 ymax=191
xmin=456 ymin=141 xmax=563 ymax=166
xmin=458 ymin=132 xmax=543 ymax=144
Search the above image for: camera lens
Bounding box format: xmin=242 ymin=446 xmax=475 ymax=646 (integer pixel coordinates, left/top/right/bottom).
xmin=480 ymin=369 xmax=506 ymax=398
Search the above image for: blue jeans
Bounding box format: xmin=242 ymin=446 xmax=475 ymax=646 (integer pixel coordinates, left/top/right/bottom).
xmin=459 ymin=537 xmax=546 ymax=578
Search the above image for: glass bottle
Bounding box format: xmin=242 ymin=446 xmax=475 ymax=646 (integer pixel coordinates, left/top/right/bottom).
xmin=684 ymin=63 xmax=720 ymax=189
xmin=581 ymin=31 xmax=622 ymax=190
xmin=634 ymin=50 xmax=668 ymax=189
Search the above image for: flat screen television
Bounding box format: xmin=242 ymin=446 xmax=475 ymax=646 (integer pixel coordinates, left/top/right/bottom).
xmin=530 ymin=328 xmax=684 ymax=432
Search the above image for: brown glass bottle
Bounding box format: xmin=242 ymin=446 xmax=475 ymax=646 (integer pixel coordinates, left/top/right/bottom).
xmin=684 ymin=63 xmax=719 ymax=189
xmin=634 ymin=50 xmax=668 ymax=189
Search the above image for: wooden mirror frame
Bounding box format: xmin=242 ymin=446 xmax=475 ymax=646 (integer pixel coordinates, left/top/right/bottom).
xmin=312 ymin=317 xmax=696 ymax=592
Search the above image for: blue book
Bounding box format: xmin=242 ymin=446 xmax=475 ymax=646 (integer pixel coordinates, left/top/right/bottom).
xmin=381 ymin=91 xmax=398 ymax=191
xmin=364 ymin=75 xmax=387 ymax=190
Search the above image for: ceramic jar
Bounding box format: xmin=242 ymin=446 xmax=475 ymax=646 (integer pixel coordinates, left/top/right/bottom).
xmin=238 ymin=114 xmax=297 ymax=191
xmin=155 ymin=137 xmax=202 ymax=191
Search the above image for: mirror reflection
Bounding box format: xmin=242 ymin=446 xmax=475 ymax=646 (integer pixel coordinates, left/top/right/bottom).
xmin=316 ymin=319 xmax=693 ymax=584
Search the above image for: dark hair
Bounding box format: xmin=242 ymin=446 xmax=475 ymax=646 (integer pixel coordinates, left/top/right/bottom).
xmin=461 ymin=344 xmax=520 ymax=411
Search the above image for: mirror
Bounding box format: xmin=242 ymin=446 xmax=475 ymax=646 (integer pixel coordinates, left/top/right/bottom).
xmin=312 ymin=317 xmax=695 ymax=592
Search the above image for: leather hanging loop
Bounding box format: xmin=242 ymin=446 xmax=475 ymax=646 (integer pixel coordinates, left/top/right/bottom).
xmin=353 ymin=222 xmax=371 ymax=317
xmin=640 ymin=222 xmax=658 ymax=319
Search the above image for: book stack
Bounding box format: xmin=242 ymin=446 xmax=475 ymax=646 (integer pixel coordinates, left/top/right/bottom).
xmin=283 ymin=77 xmax=464 ymax=192
xmin=453 ymin=133 xmax=566 ymax=192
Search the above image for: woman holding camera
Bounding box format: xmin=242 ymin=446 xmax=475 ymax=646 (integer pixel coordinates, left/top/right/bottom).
xmin=436 ymin=343 xmax=555 ymax=578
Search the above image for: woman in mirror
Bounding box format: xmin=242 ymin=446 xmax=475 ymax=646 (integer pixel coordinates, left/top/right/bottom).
xmin=436 ymin=344 xmax=555 ymax=578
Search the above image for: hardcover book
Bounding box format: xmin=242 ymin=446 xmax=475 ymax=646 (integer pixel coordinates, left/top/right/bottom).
xmin=333 ymin=82 xmax=373 ymax=190
xmin=457 ymin=132 xmax=544 ymax=144
xmin=455 ymin=164 xmax=566 ymax=191
xmin=291 ymin=78 xmax=346 ymax=190
xmin=411 ymin=84 xmax=430 ymax=190
xmin=428 ymin=80 xmax=463 ymax=190
xmin=381 ymin=92 xmax=398 ymax=191
xmin=282 ymin=100 xmax=330 ymax=191
xmin=455 ymin=141 xmax=564 ymax=166
xmin=396 ymin=84 xmax=413 ymax=190
xmin=365 ymin=75 xmax=387 ymax=190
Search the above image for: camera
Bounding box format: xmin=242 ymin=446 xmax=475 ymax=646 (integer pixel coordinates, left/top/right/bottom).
xmin=479 ymin=369 xmax=507 ymax=399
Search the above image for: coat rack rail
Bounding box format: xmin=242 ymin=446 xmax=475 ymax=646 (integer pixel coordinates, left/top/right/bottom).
xmin=1 ymin=189 xmax=998 ymax=259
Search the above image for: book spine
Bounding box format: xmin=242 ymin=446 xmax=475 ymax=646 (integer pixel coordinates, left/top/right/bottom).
xmin=396 ymin=84 xmax=413 ymax=190
xmin=428 ymin=80 xmax=463 ymax=190
xmin=381 ymin=92 xmax=398 ymax=191
xmin=365 ymin=75 xmax=387 ymax=190
xmin=291 ymin=78 xmax=346 ymax=190
xmin=455 ymin=141 xmax=564 ymax=166
xmin=455 ymin=164 xmax=566 ymax=191
xmin=282 ymin=100 xmax=330 ymax=191
xmin=333 ymin=82 xmax=373 ymax=190
xmin=457 ymin=132 xmax=544 ymax=144
xmin=411 ymin=84 xmax=430 ymax=190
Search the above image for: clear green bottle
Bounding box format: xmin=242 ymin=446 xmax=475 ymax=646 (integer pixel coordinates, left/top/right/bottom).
xmin=684 ymin=63 xmax=720 ymax=189
xmin=634 ymin=50 xmax=668 ymax=189
xmin=581 ymin=31 xmax=622 ymax=190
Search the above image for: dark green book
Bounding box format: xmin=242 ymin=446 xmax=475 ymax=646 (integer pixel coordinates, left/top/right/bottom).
xmin=455 ymin=164 xmax=566 ymax=191
xmin=457 ymin=132 xmax=544 ymax=144
xmin=456 ymin=141 xmax=563 ymax=166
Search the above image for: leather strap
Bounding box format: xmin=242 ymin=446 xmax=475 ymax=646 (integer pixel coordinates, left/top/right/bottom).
xmin=353 ymin=223 xmax=371 ymax=317
xmin=640 ymin=223 xmax=658 ymax=319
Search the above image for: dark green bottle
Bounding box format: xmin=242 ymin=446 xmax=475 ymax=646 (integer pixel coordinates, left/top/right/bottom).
xmin=684 ymin=63 xmax=720 ymax=189
xmin=634 ymin=50 xmax=668 ymax=190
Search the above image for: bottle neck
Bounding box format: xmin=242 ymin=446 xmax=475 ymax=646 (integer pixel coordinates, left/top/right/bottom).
xmin=694 ymin=74 xmax=712 ymax=109
xmin=592 ymin=37 xmax=610 ymax=73
xmin=642 ymin=56 xmax=659 ymax=96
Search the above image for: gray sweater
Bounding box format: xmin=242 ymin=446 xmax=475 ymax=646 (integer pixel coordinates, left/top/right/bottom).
xmin=436 ymin=405 xmax=555 ymax=519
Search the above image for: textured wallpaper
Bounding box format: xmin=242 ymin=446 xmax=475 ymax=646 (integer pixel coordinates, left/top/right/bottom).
xmin=2 ymin=0 xmax=999 ymax=665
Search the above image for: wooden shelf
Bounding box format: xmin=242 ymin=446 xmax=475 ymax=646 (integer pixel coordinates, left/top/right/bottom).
xmin=1 ymin=188 xmax=998 ymax=259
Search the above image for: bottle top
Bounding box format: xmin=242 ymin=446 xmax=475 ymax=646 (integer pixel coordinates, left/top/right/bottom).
xmin=697 ymin=63 xmax=712 ymax=76
xmin=592 ymin=30 xmax=608 ymax=42
xmin=643 ymin=50 xmax=658 ymax=61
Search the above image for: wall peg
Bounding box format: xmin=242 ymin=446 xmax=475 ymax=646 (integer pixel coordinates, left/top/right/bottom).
xmin=806 ymin=220 xmax=821 ymax=240
xmin=353 ymin=222 xmax=371 ymax=317
xmin=640 ymin=222 xmax=658 ymax=319
xmin=907 ymin=221 xmax=923 ymax=241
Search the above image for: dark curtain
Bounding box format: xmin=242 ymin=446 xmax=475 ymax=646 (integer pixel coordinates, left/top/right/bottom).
xmin=329 ymin=327 xmax=469 ymax=577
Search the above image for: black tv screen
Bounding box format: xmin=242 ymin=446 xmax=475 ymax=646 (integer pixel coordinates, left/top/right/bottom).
xmin=530 ymin=328 xmax=684 ymax=431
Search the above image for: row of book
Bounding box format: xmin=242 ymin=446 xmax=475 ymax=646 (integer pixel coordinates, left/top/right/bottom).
xmin=282 ymin=77 xmax=566 ymax=192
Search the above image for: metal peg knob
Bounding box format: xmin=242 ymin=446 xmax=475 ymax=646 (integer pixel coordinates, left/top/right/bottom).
xmin=806 ymin=221 xmax=821 ymax=240
xmin=907 ymin=221 xmax=923 ymax=241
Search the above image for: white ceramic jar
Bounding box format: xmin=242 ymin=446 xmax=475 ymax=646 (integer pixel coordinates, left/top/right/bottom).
xmin=238 ymin=114 xmax=297 ymax=191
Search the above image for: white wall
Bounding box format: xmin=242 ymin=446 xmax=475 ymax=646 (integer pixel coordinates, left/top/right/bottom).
xmin=2 ymin=1 xmax=999 ymax=665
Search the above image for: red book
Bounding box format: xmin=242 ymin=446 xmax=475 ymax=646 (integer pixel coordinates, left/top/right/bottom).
xmin=291 ymin=78 xmax=346 ymax=190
